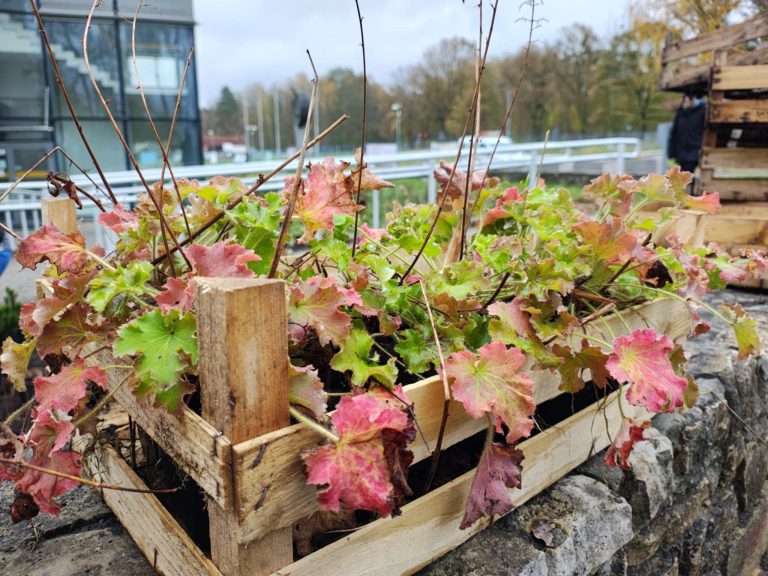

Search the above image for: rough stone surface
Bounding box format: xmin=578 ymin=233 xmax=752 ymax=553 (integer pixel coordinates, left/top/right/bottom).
xmin=2 ymin=290 xmax=768 ymax=575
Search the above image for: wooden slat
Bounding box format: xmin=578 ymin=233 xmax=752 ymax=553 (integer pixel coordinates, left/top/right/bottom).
xmin=662 ymin=15 xmax=768 ymax=63
xmin=712 ymin=202 xmax=768 ymax=220
xmin=95 ymin=353 xmax=233 ymax=508
xmin=273 ymin=386 xmax=651 ymax=576
xmin=41 ymin=197 xmax=77 ymax=234
xmin=84 ymin=442 xmax=222 ymax=576
xmin=700 ymin=147 xmax=768 ymax=170
xmin=660 ymin=45 xmax=768 ymax=91
xmin=704 ymin=216 xmax=768 ymax=247
xmin=233 ymin=299 xmax=690 ymax=543
xmin=195 ymin=278 xmax=293 ymax=576
xmin=709 ymin=99 xmax=768 ymax=124
xmin=699 ymin=178 xmax=768 ymax=201
xmin=712 ymin=65 xmax=768 ymax=90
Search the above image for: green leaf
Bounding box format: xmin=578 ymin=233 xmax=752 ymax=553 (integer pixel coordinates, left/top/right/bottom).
xmin=721 ymin=303 xmax=760 ymax=360
xmin=394 ymin=328 xmax=435 ymax=375
xmin=330 ymin=328 xmax=398 ymax=387
xmin=113 ymin=309 xmax=198 ymax=412
xmin=86 ymin=261 xmax=154 ymax=315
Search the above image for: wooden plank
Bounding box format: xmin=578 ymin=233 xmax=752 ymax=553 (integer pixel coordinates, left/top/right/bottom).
xmin=273 ymin=386 xmax=651 ymax=576
xmin=704 ymin=216 xmax=768 ymax=247
xmin=700 ymin=148 xmax=768 ymax=170
xmin=233 ymin=299 xmax=691 ymax=543
xmin=709 ymin=99 xmax=768 ymax=124
xmin=712 ymin=202 xmax=768 ymax=220
xmin=712 ymin=65 xmax=768 ymax=90
xmin=660 ymin=45 xmax=768 ymax=91
xmin=95 ymin=354 xmax=233 ymax=508
xmin=41 ymin=197 xmax=77 ymax=234
xmin=84 ymin=442 xmax=222 ymax=576
xmin=699 ymin=178 xmax=768 ymax=201
xmin=663 ymin=15 xmax=768 ymax=63
xmin=195 ymin=277 xmax=293 ymax=576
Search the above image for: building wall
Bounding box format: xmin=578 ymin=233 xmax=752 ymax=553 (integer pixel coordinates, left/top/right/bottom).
xmin=0 ymin=0 xmax=202 ymax=180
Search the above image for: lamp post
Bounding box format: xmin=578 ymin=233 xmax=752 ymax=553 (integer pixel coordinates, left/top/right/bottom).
xmin=391 ymin=102 xmax=402 ymax=152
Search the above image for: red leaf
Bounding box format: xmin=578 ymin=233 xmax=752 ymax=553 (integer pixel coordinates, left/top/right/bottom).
xmin=604 ymin=419 xmax=650 ymax=470
xmin=19 ymin=273 xmax=92 ymax=337
xmin=358 ymin=223 xmax=388 ymax=247
xmin=289 ymin=363 xmax=327 ymax=419
xmin=288 ymin=275 xmax=362 ymax=347
xmin=684 ymin=191 xmax=720 ymax=214
xmin=460 ymin=441 xmax=524 ymax=529
xmin=16 ymin=410 xmax=80 ymax=515
xmin=574 ymin=217 xmax=637 ymax=265
xmin=606 ymin=328 xmax=688 ymax=413
xmin=487 ymin=299 xmax=535 ymax=339
xmin=483 ymin=186 xmax=522 ymax=227
xmin=444 ymin=342 xmax=535 ymax=443
xmin=186 ymin=241 xmax=260 ymax=277
xmin=552 ymin=339 xmax=611 ymax=393
xmin=98 ymin=204 xmax=138 ymax=234
xmin=302 ymin=391 xmax=413 ymax=516
xmin=36 ymin=303 xmax=95 ymax=358
xmin=289 ymin=157 xmax=359 ymax=243
xmin=34 ymin=359 xmax=108 ymax=415
xmin=16 ymin=224 xmax=90 ymax=273
xmin=156 ymin=277 xmax=194 ymax=313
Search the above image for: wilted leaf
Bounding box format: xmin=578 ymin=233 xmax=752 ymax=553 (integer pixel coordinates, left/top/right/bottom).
xmin=156 ymin=277 xmax=194 ymax=314
xmin=721 ymin=303 xmax=760 ymax=359
xmin=460 ymin=441 xmax=524 ymax=529
xmin=16 ymin=224 xmax=90 ymax=273
xmin=684 ymin=191 xmax=720 ymax=214
xmin=98 ymin=204 xmax=138 ymax=234
xmin=606 ymin=328 xmax=688 ymax=413
xmin=289 ymin=363 xmax=327 ymax=419
xmin=552 ymin=339 xmax=611 ymax=393
xmin=1 ymin=337 xmax=36 ymax=392
xmin=444 ymin=342 xmax=535 ymax=443
xmin=604 ymin=418 xmax=650 ymax=470
xmin=186 ymin=241 xmax=260 ymax=277
xmin=289 ymin=276 xmax=362 ymax=347
xmin=574 ymin=218 xmax=636 ymax=265
xmin=36 ymin=303 xmax=95 ymax=358
xmin=34 ymin=359 xmax=107 ymax=415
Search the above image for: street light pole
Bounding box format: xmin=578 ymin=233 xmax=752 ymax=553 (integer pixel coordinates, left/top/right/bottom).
xmin=391 ymin=102 xmax=402 ymax=152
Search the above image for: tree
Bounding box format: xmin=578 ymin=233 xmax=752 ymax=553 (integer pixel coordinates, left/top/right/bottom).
xmin=212 ymin=86 xmax=242 ymax=137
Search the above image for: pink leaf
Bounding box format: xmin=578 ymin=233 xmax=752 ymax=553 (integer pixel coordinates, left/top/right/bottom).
xmin=156 ymin=277 xmax=194 ymax=313
xmin=288 ymin=275 xmax=362 ymax=347
xmin=98 ymin=204 xmax=138 ymax=234
xmin=604 ymin=419 xmax=650 ymax=470
xmin=20 ymin=274 xmax=92 ymax=338
xmin=487 ymin=299 xmax=535 ymax=339
xmin=434 ymin=160 xmax=489 ymax=200
xmin=460 ymin=442 xmax=524 ymax=529
xmin=302 ymin=392 xmax=413 ymax=516
xmin=289 ymin=157 xmax=359 ymax=243
xmin=358 ymin=223 xmax=388 ymax=247
xmin=186 ymin=241 xmax=260 ymax=277
xmin=16 ymin=224 xmax=90 ymax=273
xmin=574 ymin=217 xmax=637 ymax=265
xmin=444 ymin=342 xmax=535 ymax=443
xmin=684 ymin=191 xmax=720 ymax=214
xmin=34 ymin=359 xmax=108 ymax=415
xmin=483 ymin=187 xmax=522 ymax=227
xmin=36 ymin=303 xmax=95 ymax=358
xmin=606 ymin=328 xmax=688 ymax=413
xmin=289 ymin=363 xmax=327 ymax=419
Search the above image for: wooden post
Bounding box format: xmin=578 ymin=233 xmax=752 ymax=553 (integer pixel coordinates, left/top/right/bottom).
xmin=41 ymin=197 xmax=77 ymax=234
xmin=194 ymin=277 xmax=293 ymax=576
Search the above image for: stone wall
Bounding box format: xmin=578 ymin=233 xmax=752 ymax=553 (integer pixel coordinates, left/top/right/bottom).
xmin=419 ymin=292 xmax=768 ymax=576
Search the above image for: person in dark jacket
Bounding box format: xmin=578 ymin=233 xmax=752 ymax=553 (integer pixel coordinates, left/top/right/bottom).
xmin=667 ymin=89 xmax=707 ymax=173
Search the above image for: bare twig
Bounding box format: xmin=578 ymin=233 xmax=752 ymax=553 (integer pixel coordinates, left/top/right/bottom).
xmin=3 ymin=398 xmax=34 ymax=426
xmin=351 ymin=0 xmax=368 ymax=257
xmin=400 ymin=0 xmax=500 ymax=282
xmin=28 ymin=0 xmax=117 ymax=205
xmin=83 ymin=0 xmax=190 ymax=272
xmin=151 ymin=114 xmax=349 ymax=266
xmin=483 ymin=270 xmax=511 ymax=309
xmin=269 ymin=51 xmax=319 ymax=278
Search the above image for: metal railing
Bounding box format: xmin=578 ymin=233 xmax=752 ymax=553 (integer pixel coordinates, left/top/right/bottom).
xmin=0 ymin=137 xmax=639 ymax=243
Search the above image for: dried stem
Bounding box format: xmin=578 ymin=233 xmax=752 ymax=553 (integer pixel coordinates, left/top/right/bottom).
xmin=269 ymin=51 xmax=319 ymax=278
xmin=3 ymin=398 xmax=34 ymax=426
xmin=28 ymin=0 xmax=117 ymax=205
xmin=151 ymin=114 xmax=348 ymax=266
xmin=400 ymin=0 xmax=499 ymax=282
xmin=83 ymin=0 xmax=189 ymax=272
xmin=351 ymin=0 xmax=368 ymax=257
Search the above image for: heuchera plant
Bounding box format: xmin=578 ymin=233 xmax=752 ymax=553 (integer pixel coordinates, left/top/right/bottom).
xmin=0 ymin=158 xmax=764 ymax=531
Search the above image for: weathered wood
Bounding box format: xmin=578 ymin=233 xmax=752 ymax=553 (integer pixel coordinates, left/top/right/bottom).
xmin=699 ymin=178 xmax=768 ymax=201
xmin=704 ymin=216 xmax=768 ymax=247
xmin=272 ymin=386 xmax=650 ymax=576
xmin=700 ymin=147 xmax=768 ymax=170
xmin=660 ymin=45 xmax=768 ymax=91
xmin=712 ymin=65 xmax=768 ymax=90
xmin=94 ymin=354 xmax=233 ymax=508
xmin=40 ymin=197 xmax=77 ymax=234
xmin=709 ymin=99 xmax=768 ymax=124
xmin=710 ymin=202 xmax=768 ymax=220
xmin=662 ymin=14 xmax=768 ymax=63
xmin=195 ymin=277 xmax=293 ymax=576
xmin=232 ymin=299 xmax=691 ymax=544
xmin=84 ymin=442 xmax=223 ymax=576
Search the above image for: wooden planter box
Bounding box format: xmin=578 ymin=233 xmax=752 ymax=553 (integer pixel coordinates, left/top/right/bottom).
xmin=80 ymin=286 xmax=690 ymax=576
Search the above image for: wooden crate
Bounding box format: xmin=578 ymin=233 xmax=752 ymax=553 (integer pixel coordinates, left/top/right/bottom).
xmin=43 ymin=199 xmax=692 ymax=576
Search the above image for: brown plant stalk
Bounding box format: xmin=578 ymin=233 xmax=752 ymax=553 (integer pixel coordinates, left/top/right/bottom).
xmin=351 ymin=0 xmax=368 ymax=257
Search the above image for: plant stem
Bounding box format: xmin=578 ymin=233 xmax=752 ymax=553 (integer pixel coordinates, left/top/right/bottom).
xmin=289 ymin=406 xmax=340 ymax=443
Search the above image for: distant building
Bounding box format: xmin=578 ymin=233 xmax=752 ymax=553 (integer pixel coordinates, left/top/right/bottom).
xmin=0 ymin=0 xmax=202 ymax=181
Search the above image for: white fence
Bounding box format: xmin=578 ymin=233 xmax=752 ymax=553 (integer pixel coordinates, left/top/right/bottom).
xmin=0 ymin=137 xmax=639 ymax=242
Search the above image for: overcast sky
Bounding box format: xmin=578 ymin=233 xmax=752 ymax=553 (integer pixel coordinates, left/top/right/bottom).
xmin=192 ymin=0 xmax=633 ymax=107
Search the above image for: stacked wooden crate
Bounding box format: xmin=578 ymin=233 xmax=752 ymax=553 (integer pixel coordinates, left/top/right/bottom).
xmin=661 ymin=15 xmax=768 ymax=285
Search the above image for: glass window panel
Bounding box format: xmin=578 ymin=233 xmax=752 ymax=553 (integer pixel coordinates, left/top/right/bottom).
xmin=0 ymin=12 xmax=45 ymax=121
xmin=127 ymin=119 xmax=200 ymax=168
xmin=0 ymin=1 xmax=31 ymax=12
xmin=120 ymin=21 xmax=198 ymax=121
xmin=55 ymin=119 xmax=126 ymax=172
xmin=44 ymin=18 xmax=122 ymax=119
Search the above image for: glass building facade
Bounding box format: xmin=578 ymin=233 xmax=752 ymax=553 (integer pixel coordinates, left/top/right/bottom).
xmin=0 ymin=0 xmax=202 ymax=181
